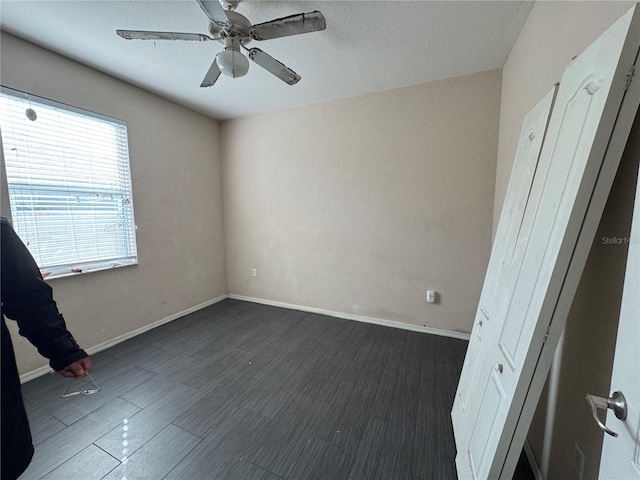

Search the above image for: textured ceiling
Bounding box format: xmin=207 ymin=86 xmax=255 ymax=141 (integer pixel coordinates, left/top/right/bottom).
xmin=0 ymin=1 xmax=533 ymax=120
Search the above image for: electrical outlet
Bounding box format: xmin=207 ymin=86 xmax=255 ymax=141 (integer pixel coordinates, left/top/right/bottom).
xmin=573 ymin=441 xmax=585 ymax=480
xmin=252 ymin=268 xmax=257 ymax=277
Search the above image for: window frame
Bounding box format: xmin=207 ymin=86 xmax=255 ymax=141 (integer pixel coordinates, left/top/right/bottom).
xmin=0 ymin=86 xmax=138 ymax=280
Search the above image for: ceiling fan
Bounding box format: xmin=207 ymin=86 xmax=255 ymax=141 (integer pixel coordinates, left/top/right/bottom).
xmin=116 ymin=0 xmax=326 ymax=88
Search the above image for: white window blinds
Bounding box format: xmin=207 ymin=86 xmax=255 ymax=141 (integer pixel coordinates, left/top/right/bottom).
xmin=0 ymin=87 xmax=138 ymax=278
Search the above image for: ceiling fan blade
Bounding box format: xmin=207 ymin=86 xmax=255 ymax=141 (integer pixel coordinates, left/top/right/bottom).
xmin=200 ymin=59 xmax=221 ymax=87
xmin=247 ymin=48 xmax=300 ymax=85
xmin=250 ymin=11 xmax=326 ymax=41
xmin=196 ymin=0 xmax=229 ymax=26
xmin=116 ymin=30 xmax=217 ymax=41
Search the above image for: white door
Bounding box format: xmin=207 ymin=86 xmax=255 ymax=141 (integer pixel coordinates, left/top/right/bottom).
xmin=598 ymin=157 xmax=640 ymax=478
xmin=452 ymin=86 xmax=556 ymax=450
xmin=453 ymin=6 xmax=640 ymax=479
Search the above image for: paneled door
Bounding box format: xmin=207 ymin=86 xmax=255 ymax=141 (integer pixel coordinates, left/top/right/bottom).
xmin=451 ymin=86 xmax=556 ymax=450
xmin=452 ymin=6 xmax=640 ymax=479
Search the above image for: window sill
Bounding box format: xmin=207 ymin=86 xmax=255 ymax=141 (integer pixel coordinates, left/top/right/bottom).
xmin=42 ymin=259 xmax=138 ymax=280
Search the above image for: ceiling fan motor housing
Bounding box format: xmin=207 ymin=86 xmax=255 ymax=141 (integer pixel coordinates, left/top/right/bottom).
xmin=210 ymin=10 xmax=252 ymax=42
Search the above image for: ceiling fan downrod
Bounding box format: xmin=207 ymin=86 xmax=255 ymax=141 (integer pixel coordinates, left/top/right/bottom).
xmin=220 ymin=0 xmax=238 ymax=12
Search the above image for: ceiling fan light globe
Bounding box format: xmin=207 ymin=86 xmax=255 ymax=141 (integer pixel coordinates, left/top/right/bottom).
xmin=216 ymin=48 xmax=249 ymax=78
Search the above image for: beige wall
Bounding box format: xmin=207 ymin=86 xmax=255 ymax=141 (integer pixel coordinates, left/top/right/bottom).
xmin=1 ymin=33 xmax=227 ymax=375
xmin=222 ymin=69 xmax=501 ymax=334
xmin=496 ymin=3 xmax=636 ymax=479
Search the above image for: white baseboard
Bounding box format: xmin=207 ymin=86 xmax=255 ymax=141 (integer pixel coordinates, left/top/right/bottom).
xmin=19 ymin=294 xmax=228 ymax=384
xmin=523 ymin=439 xmax=544 ymax=480
xmin=20 ymin=365 xmax=57 ymax=384
xmin=228 ymin=294 xmax=471 ymax=341
xmin=21 ymin=293 xmax=470 ymax=383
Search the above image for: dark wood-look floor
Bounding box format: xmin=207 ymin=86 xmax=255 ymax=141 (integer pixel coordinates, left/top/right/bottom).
xmin=18 ymin=299 xmax=530 ymax=479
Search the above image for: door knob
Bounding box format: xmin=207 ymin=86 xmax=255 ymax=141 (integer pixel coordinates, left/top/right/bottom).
xmin=585 ymin=391 xmax=627 ymax=437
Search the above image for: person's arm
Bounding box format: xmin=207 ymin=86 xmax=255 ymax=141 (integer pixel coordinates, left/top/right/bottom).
xmin=1 ymin=218 xmax=90 ymax=378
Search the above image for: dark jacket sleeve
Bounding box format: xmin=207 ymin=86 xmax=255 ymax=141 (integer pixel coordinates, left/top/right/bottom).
xmin=1 ymin=218 xmax=87 ymax=371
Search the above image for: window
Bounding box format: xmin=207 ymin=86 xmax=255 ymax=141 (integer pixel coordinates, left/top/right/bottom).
xmin=0 ymin=87 xmax=138 ymax=279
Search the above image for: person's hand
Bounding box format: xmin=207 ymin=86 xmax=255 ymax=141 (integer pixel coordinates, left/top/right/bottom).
xmin=59 ymin=357 xmax=92 ymax=379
